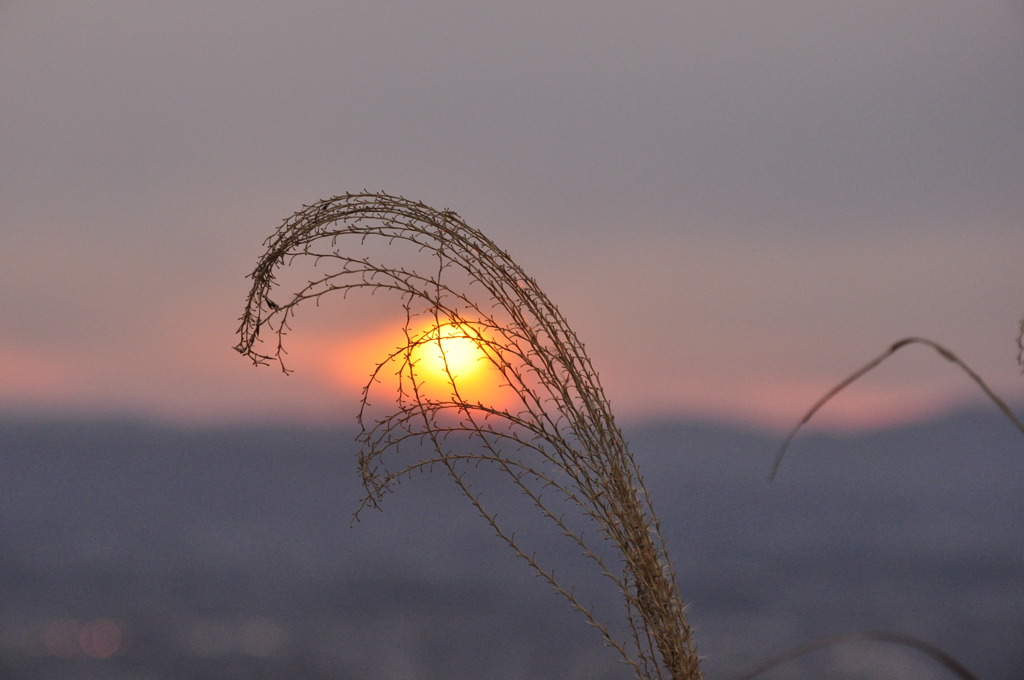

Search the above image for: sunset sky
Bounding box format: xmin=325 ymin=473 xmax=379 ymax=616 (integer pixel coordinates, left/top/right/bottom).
xmin=2 ymin=1 xmax=1022 ymax=430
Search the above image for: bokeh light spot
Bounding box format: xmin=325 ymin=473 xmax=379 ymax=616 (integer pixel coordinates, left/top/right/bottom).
xmin=79 ymin=618 xmax=123 ymax=658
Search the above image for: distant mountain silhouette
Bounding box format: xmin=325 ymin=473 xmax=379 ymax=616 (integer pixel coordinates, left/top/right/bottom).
xmin=1 ymin=406 xmax=1021 ymax=679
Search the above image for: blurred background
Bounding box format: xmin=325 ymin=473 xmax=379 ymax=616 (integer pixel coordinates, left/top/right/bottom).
xmin=1 ymin=412 xmax=1022 ymax=679
xmin=1 ymin=2 xmax=1022 ymax=678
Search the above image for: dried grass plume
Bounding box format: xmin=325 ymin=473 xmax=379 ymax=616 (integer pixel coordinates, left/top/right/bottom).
xmin=235 ymin=192 xmax=703 ymax=680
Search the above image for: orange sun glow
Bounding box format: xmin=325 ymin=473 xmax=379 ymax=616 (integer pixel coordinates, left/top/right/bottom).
xmin=328 ymin=319 xmax=514 ymax=411
xmin=406 ymin=322 xmax=508 ymax=406
xmin=411 ymin=323 xmax=489 ymax=383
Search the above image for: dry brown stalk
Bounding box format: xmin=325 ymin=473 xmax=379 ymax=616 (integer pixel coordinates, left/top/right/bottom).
xmin=235 ymin=192 xmax=702 ymax=680
xmin=726 ymin=630 xmax=980 ymax=680
xmin=772 ymin=336 xmax=1024 ymax=480
xmin=1017 ymin=318 xmax=1024 ymax=372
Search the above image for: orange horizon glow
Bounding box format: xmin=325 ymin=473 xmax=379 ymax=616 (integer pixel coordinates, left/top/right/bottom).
xmin=3 ymin=325 xmax=1014 ymax=435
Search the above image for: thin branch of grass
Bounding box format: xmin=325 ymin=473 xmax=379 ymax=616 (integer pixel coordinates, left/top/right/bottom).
xmin=235 ymin=192 xmax=702 ymax=680
xmin=771 ymin=336 xmax=1024 ymax=480
xmin=725 ymin=630 xmax=980 ymax=680
xmin=1017 ymin=318 xmax=1024 ymax=372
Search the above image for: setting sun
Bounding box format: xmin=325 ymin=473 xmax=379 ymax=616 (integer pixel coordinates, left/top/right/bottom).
xmin=405 ymin=321 xmax=512 ymax=407
xmin=325 ymin=318 xmax=514 ymax=411
xmin=410 ymin=323 xmax=490 ymax=384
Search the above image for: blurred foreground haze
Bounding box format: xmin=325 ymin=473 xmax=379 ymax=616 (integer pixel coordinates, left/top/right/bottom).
xmin=1 ymin=407 xmax=1021 ymax=679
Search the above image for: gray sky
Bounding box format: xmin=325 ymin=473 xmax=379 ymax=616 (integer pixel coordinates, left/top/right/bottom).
xmin=2 ymin=1 xmax=1022 ymax=428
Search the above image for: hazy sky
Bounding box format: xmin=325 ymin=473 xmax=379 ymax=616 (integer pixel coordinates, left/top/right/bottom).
xmin=2 ymin=1 xmax=1022 ymax=429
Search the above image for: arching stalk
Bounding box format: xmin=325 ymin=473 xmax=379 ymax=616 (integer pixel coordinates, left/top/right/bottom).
xmin=235 ymin=192 xmax=702 ymax=680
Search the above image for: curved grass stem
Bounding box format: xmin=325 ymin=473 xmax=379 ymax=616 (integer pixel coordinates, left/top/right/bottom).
xmin=236 ymin=192 xmax=702 ymax=680
xmin=772 ymin=337 xmax=1024 ymax=480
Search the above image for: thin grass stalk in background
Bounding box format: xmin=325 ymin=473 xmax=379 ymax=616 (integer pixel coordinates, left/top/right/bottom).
xmin=771 ymin=336 xmax=1024 ymax=480
xmin=1017 ymin=318 xmax=1024 ymax=372
xmin=726 ymin=631 xmax=980 ymax=680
